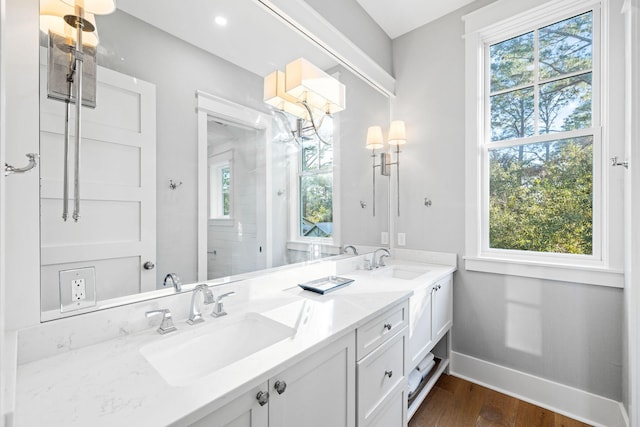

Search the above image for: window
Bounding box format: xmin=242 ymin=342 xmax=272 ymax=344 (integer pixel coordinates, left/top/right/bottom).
xmin=488 ymin=12 xmax=594 ymax=255
xmin=464 ymin=0 xmax=623 ymax=286
xmin=297 ymin=120 xmax=334 ymax=240
xmin=208 ymin=151 xmax=233 ymax=221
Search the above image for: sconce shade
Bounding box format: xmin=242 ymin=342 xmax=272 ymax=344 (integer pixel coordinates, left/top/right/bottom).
xmin=285 ymin=58 xmax=346 ymax=114
xmin=61 ymin=0 xmax=116 ymax=15
xmin=40 ymin=0 xmax=99 ymax=46
xmin=264 ymin=70 xmax=315 ymax=120
xmin=388 ymin=120 xmax=407 ymax=145
xmin=366 ymin=126 xmax=384 ymax=150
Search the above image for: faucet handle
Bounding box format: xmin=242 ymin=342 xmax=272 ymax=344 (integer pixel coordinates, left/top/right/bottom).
xmin=211 ymin=291 xmax=235 ymax=318
xmin=195 ymin=284 xmax=215 ymax=304
xmin=146 ymin=309 xmax=177 ymax=334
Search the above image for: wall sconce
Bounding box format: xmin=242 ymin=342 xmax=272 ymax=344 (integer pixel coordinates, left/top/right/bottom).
xmin=367 ymin=120 xmax=406 ymax=216
xmin=40 ymin=0 xmax=115 ymax=222
xmin=264 ymin=58 xmax=345 ymax=145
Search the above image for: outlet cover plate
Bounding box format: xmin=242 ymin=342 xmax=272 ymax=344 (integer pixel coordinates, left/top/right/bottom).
xmin=59 ymin=267 xmax=97 ymax=313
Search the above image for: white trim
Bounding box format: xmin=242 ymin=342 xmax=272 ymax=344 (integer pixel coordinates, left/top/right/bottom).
xmin=450 ymin=351 xmax=627 ymax=427
xmin=255 ymin=0 xmax=395 ymax=97
xmin=464 ymin=256 xmax=623 ymax=287
xmin=623 ymin=1 xmax=640 ymax=426
xmin=196 ymin=91 xmax=273 ymax=281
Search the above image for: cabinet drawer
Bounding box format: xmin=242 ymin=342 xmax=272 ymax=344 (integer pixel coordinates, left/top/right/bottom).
xmin=357 ymin=302 xmax=408 ymax=359
xmin=357 ymin=329 xmax=406 ymax=425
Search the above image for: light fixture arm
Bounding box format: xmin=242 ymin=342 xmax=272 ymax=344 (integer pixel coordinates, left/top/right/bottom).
xmin=371 ymin=145 xmax=401 ymax=217
xmin=71 ymin=8 xmax=85 ymax=222
xmin=298 ymin=100 xmax=331 ymax=146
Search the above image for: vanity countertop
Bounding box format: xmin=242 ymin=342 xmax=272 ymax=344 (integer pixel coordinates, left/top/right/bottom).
xmin=13 ymin=259 xmax=455 ymax=427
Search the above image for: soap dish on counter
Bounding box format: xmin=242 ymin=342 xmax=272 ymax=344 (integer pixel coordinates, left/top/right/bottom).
xmin=298 ymin=276 xmax=354 ymax=294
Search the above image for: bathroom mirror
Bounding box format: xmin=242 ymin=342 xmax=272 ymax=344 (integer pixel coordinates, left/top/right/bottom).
xmin=39 ymin=0 xmax=390 ymax=320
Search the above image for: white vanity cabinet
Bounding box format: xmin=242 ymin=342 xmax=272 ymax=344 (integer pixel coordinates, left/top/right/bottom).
xmin=431 ymin=275 xmax=453 ymax=344
xmin=406 ymin=273 xmax=453 ymax=421
xmin=191 ymin=331 xmax=356 ymax=427
xmin=190 ymin=382 xmax=268 ymax=427
xmin=356 ymin=301 xmax=409 ymax=427
xmin=408 ymin=274 xmax=453 ymax=370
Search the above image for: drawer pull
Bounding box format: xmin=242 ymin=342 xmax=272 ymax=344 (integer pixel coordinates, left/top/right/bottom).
xmin=274 ymin=380 xmax=287 ymax=395
xmin=383 ymin=323 xmax=392 ymax=331
xmin=384 ymin=370 xmax=393 ymax=378
xmin=256 ymin=391 xmax=269 ymax=406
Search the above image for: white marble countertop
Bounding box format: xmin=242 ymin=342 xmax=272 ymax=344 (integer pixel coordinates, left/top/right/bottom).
xmin=12 ymin=255 xmax=456 ymax=427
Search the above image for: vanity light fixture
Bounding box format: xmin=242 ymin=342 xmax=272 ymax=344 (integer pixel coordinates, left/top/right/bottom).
xmin=264 ymin=58 xmax=345 ymax=145
xmin=367 ymin=120 xmax=407 ymax=217
xmin=40 ymin=0 xmax=116 ymax=222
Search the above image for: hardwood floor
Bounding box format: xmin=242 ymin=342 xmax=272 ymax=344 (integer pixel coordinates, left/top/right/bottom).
xmin=409 ymin=374 xmax=592 ymax=427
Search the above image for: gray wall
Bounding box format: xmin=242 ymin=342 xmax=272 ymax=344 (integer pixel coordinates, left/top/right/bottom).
xmin=334 ymin=65 xmax=390 ymax=247
xmin=391 ymin=0 xmax=624 ymax=400
xmin=303 ymin=0 xmax=393 ymax=75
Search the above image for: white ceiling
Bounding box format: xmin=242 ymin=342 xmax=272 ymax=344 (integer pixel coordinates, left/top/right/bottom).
xmin=355 ymin=0 xmax=477 ymax=39
xmin=116 ymin=0 xmax=338 ymax=78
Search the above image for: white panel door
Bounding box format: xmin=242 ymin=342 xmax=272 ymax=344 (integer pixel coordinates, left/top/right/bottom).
xmin=39 ymin=50 xmax=156 ymax=312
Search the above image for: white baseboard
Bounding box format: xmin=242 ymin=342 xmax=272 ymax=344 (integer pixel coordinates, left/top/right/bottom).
xmin=450 ymin=351 xmax=628 ymax=427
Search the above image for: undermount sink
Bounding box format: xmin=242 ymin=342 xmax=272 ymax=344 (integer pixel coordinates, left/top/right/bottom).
xmin=140 ymin=312 xmax=294 ymax=386
xmin=373 ymin=265 xmax=430 ymax=280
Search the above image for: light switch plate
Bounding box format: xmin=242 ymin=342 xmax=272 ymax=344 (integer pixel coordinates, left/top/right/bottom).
xmin=381 ymin=232 xmax=389 ymax=245
xmin=397 ymin=233 xmax=406 ymax=246
xmin=59 ymin=267 xmax=97 ymax=313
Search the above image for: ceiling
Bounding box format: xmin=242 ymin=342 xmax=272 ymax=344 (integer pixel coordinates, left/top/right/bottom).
xmin=355 ymin=0 xmax=477 ymax=39
xmin=116 ymin=0 xmax=338 ymax=78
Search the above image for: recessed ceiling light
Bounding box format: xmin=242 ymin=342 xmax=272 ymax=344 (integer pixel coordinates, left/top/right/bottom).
xmin=214 ymin=16 xmax=228 ymax=26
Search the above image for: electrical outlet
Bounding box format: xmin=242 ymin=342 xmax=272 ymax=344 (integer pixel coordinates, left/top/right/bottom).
xmin=59 ymin=267 xmax=96 ymax=313
xmin=381 ymin=232 xmax=389 ymax=245
xmin=72 ymin=278 xmax=86 ymax=301
xmin=397 ymin=233 xmax=406 ymax=246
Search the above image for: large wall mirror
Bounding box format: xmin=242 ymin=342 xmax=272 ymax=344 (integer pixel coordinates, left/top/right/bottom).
xmin=39 ymin=0 xmax=390 ymax=320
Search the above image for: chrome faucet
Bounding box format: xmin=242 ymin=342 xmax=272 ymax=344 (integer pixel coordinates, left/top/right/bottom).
xmin=211 ymin=291 xmax=235 ymax=318
xmin=372 ymin=248 xmax=391 ymax=268
xmin=187 ymin=284 xmax=215 ymax=325
xmin=343 ymin=245 xmax=358 ymax=255
xmin=164 ymin=273 xmax=182 ymax=292
xmin=146 ymin=309 xmax=177 ymax=334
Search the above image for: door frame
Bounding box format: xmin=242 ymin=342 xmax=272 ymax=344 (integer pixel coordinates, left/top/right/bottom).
xmin=196 ymin=91 xmax=273 ymax=281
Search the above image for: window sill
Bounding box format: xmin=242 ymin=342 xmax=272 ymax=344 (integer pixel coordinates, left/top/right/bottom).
xmin=463 ymin=256 xmax=624 ymax=288
xmin=208 ymin=218 xmax=233 ymax=227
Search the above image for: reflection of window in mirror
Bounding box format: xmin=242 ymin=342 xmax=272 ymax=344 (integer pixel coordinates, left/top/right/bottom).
xmin=290 ymin=116 xmax=339 ymax=245
xmin=208 ymin=150 xmax=233 ymax=224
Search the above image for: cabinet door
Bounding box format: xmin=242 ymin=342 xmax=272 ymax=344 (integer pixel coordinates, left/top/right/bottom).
xmin=365 ymin=387 xmax=406 ymax=427
xmin=190 ymin=383 xmax=268 ymax=427
xmin=432 ymin=276 xmax=453 ymax=342
xmin=408 ymin=285 xmax=433 ymax=370
xmin=269 ymin=331 xmax=356 ymax=427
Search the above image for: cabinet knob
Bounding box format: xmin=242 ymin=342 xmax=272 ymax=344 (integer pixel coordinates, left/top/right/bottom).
xmin=383 ymin=323 xmax=392 ymax=331
xmin=384 ymin=370 xmax=393 ymax=378
xmin=274 ymin=380 xmax=287 ymax=395
xmin=256 ymin=391 xmax=269 ymax=406
xmin=143 ymin=261 xmax=155 ymax=270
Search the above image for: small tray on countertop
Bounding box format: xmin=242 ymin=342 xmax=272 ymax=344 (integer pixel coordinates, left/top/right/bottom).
xmin=298 ymin=276 xmax=354 ymax=294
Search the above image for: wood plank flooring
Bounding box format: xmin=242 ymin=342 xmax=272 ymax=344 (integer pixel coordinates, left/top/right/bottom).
xmin=409 ymin=374 xmax=592 ymax=427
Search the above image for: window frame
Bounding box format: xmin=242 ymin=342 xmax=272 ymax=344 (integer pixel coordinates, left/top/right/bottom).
xmin=463 ymin=0 xmax=624 ymax=287
xmin=208 ymin=149 xmax=234 ymax=226
xmin=287 ymin=116 xmax=341 ymax=248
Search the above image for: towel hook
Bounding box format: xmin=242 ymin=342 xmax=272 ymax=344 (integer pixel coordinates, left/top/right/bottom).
xmin=5 ymin=153 xmax=39 ymax=177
